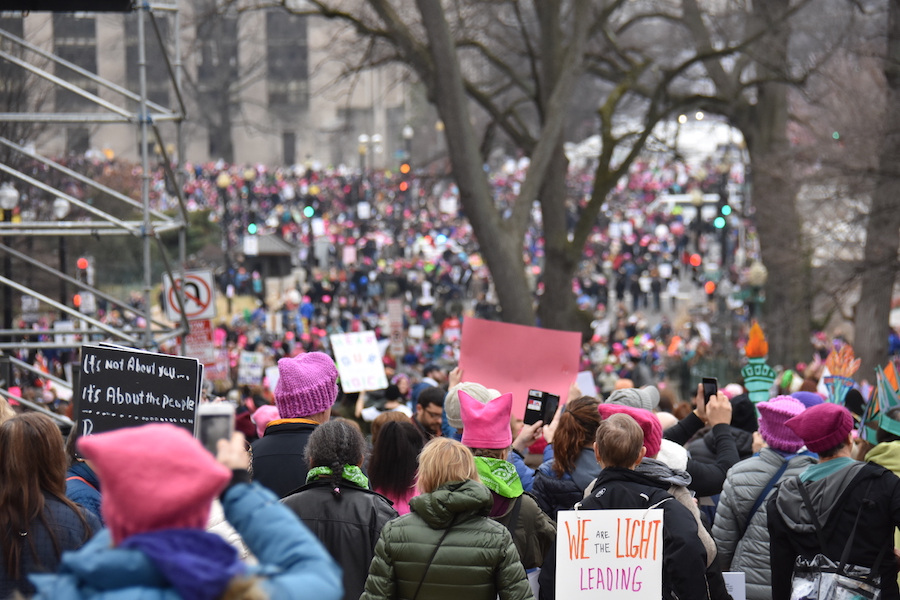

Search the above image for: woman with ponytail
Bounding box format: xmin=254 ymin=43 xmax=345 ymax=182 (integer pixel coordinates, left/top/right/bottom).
xmin=531 ymin=396 xmax=603 ymax=519
xmin=283 ymin=419 xmax=397 ymax=600
xmin=0 ymin=413 xmax=100 ymax=598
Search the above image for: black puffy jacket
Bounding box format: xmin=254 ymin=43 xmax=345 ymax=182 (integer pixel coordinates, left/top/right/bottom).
xmin=282 ymin=478 xmax=398 ymax=600
xmin=251 ymin=420 xmax=317 ymax=498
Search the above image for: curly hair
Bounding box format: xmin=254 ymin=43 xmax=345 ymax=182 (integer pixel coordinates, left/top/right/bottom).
xmin=552 ymin=396 xmax=601 ymax=477
xmin=304 ymin=419 xmax=366 ymax=482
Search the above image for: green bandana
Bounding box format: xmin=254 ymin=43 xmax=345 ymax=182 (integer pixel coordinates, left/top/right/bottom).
xmin=306 ymin=465 xmax=370 ymax=489
xmin=474 ymin=456 xmax=524 ymax=499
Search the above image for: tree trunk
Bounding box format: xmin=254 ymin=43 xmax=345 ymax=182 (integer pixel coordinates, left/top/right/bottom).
xmin=415 ymin=0 xmax=535 ymax=325
xmin=742 ymin=0 xmax=811 ymax=367
xmin=538 ymin=142 xmax=582 ymax=332
xmin=855 ymin=0 xmax=900 ymax=381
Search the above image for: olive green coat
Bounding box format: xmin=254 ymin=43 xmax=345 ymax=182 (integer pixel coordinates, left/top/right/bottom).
xmin=360 ymin=480 xmax=534 ymax=600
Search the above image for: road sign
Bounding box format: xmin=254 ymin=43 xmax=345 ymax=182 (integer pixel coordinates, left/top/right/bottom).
xmin=163 ymin=270 xmax=217 ymax=321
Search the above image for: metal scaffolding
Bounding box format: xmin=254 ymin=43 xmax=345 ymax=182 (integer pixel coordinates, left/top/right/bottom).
xmin=0 ymin=2 xmax=190 ymax=362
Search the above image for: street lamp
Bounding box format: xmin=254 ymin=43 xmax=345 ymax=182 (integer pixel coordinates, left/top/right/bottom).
xmin=746 ymin=260 xmax=768 ymax=319
xmin=358 ymin=134 xmax=370 ymax=173
xmin=0 ymin=183 xmax=18 ymax=340
xmin=53 ymin=197 xmax=71 ymax=314
xmin=402 ymin=125 xmax=414 ymax=161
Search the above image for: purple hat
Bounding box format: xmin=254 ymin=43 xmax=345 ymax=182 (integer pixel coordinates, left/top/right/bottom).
xmin=757 ymin=396 xmax=806 ymax=453
xmin=274 ymin=352 xmax=338 ymax=418
xmin=786 ymin=403 xmax=854 ymax=453
xmin=791 ymin=391 xmax=825 ymax=409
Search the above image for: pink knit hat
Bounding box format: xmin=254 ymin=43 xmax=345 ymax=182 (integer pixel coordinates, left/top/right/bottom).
xmin=78 ymin=424 xmax=231 ymax=544
xmin=459 ymin=390 xmax=513 ymax=449
xmin=786 ymin=402 xmax=854 ymax=453
xmin=757 ymin=396 xmax=806 ymax=453
xmin=251 ymin=404 xmax=280 ymax=438
xmin=597 ymin=404 xmax=662 ymax=457
xmin=274 ymin=352 xmax=338 ymax=418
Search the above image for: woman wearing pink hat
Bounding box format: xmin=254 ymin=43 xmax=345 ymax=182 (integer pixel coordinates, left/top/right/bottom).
xmin=28 ymin=424 xmax=342 ymax=600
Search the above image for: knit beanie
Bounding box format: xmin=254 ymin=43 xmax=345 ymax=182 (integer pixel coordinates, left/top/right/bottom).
xmin=274 ymin=352 xmax=338 ymax=418
xmin=597 ymin=403 xmax=662 ymax=457
xmin=445 ymin=382 xmax=501 ymax=429
xmin=786 ymin=402 xmax=854 ymax=453
xmin=251 ymin=404 xmax=280 ymax=438
xmin=78 ymin=424 xmax=231 ymax=544
xmin=605 ymin=386 xmax=660 ymax=411
xmin=791 ymin=391 xmax=825 ymax=409
xmin=730 ymin=393 xmax=759 ymax=433
xmin=459 ymin=390 xmax=513 ymax=449
xmin=757 ymin=396 xmax=806 ymax=453
xmin=722 ymin=384 xmax=745 ymax=400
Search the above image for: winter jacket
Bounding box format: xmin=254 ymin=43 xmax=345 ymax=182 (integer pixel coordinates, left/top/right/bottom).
xmin=712 ymin=448 xmax=816 ymax=600
xmin=65 ymin=461 xmax=103 ymax=526
xmin=768 ymin=460 xmax=900 ymax=600
xmin=30 ymin=481 xmax=344 ymax=600
xmin=360 ymin=479 xmax=533 ymax=600
xmin=283 ymin=478 xmax=398 ymax=600
xmin=687 ymin=425 xmax=755 ymax=465
xmin=531 ymin=448 xmax=601 ymax=519
xmin=1 ymin=494 xmax=101 ymax=598
xmin=508 ymin=445 xmax=553 ymax=493
xmin=577 ymin=467 xmax=710 ymax=600
xmin=490 ymin=491 xmax=556 ymax=570
xmin=251 ymin=419 xmax=318 ymax=497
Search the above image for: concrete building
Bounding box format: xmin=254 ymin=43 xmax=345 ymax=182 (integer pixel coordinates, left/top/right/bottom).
xmin=0 ymin=3 xmax=411 ymax=168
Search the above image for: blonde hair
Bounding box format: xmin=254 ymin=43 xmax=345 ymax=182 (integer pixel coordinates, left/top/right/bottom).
xmin=416 ymin=437 xmax=480 ymax=494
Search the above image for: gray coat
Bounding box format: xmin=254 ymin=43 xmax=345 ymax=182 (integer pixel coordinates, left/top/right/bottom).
xmin=711 ymin=448 xmax=816 ymax=600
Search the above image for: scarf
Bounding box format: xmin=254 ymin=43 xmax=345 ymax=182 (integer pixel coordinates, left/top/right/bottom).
xmin=120 ymin=529 xmax=244 ymax=600
xmin=474 ymin=456 xmax=523 ymax=499
xmin=306 ymin=464 xmax=370 ymax=488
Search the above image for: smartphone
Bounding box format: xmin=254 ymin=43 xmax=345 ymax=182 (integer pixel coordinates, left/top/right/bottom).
xmin=524 ymin=390 xmax=560 ymax=426
xmin=702 ymin=377 xmax=718 ymax=405
xmin=196 ymin=402 xmax=235 ymax=455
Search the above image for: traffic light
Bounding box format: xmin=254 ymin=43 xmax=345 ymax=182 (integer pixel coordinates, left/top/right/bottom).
xmin=303 ymin=205 xmax=315 ymax=218
xmin=73 ymin=293 xmax=82 ymax=308
xmin=76 ymin=257 xmax=89 ymax=270
xmin=247 ymin=223 xmax=258 ymax=235
xmin=399 ymin=181 xmax=409 ymax=192
xmin=400 ymin=162 xmax=411 ymax=175
xmin=714 ymin=216 xmax=726 ymax=229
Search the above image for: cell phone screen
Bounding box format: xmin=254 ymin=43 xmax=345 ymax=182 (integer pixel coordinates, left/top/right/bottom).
xmin=702 ymin=377 xmax=718 ymax=404
xmin=524 ymin=391 xmax=545 ymax=426
xmin=198 ymin=413 xmax=233 ymax=455
xmin=542 ymin=394 xmax=560 ymax=426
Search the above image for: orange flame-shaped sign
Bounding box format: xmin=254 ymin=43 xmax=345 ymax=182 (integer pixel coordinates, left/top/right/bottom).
xmin=745 ymin=322 xmax=768 ymax=358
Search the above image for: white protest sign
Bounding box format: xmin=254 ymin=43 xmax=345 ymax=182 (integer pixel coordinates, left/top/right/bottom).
xmin=576 ymin=371 xmax=598 ymax=398
xmin=237 ymin=352 xmax=264 ymax=386
xmin=408 ymin=324 xmax=425 ymax=339
xmin=387 ymin=298 xmax=405 ymax=357
xmin=264 ymin=365 xmax=280 ymax=392
xmin=330 ymin=331 xmax=388 ymax=393
xmin=557 ymin=509 xmax=663 ymax=599
xmin=722 ymin=573 xmax=746 ymax=600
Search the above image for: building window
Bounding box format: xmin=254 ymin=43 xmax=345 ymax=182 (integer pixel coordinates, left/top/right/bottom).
xmin=283 ymin=131 xmax=296 ymax=165
xmin=53 ymin=14 xmax=98 ymax=111
xmin=124 ymin=13 xmax=170 ymax=106
xmin=266 ymin=9 xmax=308 ymax=110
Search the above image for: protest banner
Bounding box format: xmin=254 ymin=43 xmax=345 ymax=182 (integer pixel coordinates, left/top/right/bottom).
xmin=237 ymin=352 xmax=264 ymax=386
xmin=459 ymin=317 xmax=581 ymax=416
xmin=76 ymin=344 xmax=202 ymax=437
xmin=556 ymin=509 xmax=663 ymax=599
xmin=387 ymin=298 xmax=405 ymax=357
xmin=722 ymin=573 xmax=746 ymax=600
xmin=183 ymin=319 xmax=216 ymax=366
xmin=577 ymin=371 xmax=598 ymax=398
xmin=330 ymin=331 xmax=388 ymax=393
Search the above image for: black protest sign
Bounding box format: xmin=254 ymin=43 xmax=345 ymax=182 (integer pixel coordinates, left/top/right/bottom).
xmin=76 ymin=344 xmax=202 ymax=437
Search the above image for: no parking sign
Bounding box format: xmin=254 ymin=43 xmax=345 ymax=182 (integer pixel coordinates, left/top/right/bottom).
xmin=163 ymin=270 xmax=217 ymax=322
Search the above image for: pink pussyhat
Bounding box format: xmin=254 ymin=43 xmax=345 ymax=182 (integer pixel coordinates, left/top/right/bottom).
xmin=252 ymin=404 xmax=280 ymax=438
xmin=78 ymin=424 xmax=231 ymax=544
xmin=459 ymin=390 xmax=513 ymax=450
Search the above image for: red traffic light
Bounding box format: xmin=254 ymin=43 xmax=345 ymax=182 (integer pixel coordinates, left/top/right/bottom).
xmin=77 ymin=257 xmax=89 ymax=270
xmin=400 ymin=163 xmax=411 ymax=174
xmin=689 ymin=254 xmax=702 ymax=267
xmin=704 ymin=281 xmax=716 ymax=295
xmin=73 ymin=293 xmax=82 ymax=308
xmin=399 ymin=182 xmax=409 ymax=192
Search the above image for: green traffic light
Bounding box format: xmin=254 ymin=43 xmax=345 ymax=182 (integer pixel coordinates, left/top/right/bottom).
xmin=303 ymin=206 xmax=315 ymax=218
xmin=721 ymin=205 xmax=732 ymax=216
xmin=832 ymin=131 xmax=840 ymax=140
xmin=247 ymin=223 xmax=258 ymax=235
xmin=714 ymin=216 xmax=726 ymax=229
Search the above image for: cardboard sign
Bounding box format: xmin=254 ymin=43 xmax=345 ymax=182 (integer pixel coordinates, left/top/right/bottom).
xmin=76 ymin=344 xmax=202 ymax=437
xmin=237 ymin=352 xmax=265 ymax=386
xmin=557 ymin=509 xmax=663 ymax=599
xmin=458 ymin=318 xmax=581 ymax=416
xmin=183 ymin=319 xmax=216 ymax=366
xmin=331 ymin=331 xmax=388 ymax=393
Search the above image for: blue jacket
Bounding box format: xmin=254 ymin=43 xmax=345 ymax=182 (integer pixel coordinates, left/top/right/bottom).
xmin=30 ymin=482 xmax=344 ymax=600
xmin=66 ymin=462 xmax=103 ymax=526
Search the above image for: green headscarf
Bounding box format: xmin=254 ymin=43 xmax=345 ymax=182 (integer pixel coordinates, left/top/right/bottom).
xmin=306 ymin=465 xmax=370 ymax=489
xmin=474 ymin=456 xmax=523 ymax=499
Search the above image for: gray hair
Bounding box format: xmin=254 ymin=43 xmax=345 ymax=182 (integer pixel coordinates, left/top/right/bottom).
xmin=304 ymin=419 xmax=366 ymax=473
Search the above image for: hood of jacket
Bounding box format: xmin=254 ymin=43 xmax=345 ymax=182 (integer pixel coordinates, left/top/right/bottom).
xmin=67 ymin=461 xmax=101 ymax=489
xmin=409 ymin=480 xmax=493 ymax=529
xmin=592 ymin=466 xmax=671 ymax=492
xmin=866 ymin=440 xmax=900 ymax=474
xmin=636 ymin=457 xmax=692 ymax=488
xmin=774 ymin=461 xmax=867 ymax=534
